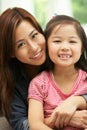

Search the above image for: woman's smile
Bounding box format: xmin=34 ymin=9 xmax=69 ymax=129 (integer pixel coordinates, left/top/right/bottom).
xmin=29 ymin=49 xmax=44 ymax=60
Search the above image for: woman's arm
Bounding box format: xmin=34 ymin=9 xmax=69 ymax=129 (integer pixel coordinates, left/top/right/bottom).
xmin=10 ymin=95 xmax=29 ymax=130
xmin=9 ymin=62 xmax=30 ymax=130
xmin=28 ymin=99 xmax=53 ymax=130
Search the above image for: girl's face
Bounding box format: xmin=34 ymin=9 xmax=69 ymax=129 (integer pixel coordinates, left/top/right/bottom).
xmin=14 ymin=20 xmax=46 ymax=65
xmin=47 ymin=24 xmax=82 ymax=68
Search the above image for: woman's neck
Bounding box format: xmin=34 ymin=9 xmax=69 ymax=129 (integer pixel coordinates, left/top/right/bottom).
xmin=24 ymin=64 xmax=40 ymax=79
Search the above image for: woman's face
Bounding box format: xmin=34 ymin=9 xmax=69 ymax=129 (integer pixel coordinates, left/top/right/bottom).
xmin=14 ymin=20 xmax=46 ymax=65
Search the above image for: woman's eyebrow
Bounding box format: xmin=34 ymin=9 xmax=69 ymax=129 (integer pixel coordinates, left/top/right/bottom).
xmin=29 ymin=29 xmax=36 ymax=36
xmin=15 ymin=29 xmax=36 ymax=44
xmin=15 ymin=39 xmax=24 ymax=44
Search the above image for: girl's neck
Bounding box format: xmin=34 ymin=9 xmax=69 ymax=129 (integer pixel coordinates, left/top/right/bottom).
xmin=52 ymin=66 xmax=79 ymax=94
xmin=53 ymin=66 xmax=79 ymax=78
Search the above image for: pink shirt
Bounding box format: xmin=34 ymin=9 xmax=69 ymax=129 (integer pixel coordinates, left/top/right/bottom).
xmin=28 ymin=69 xmax=87 ymax=130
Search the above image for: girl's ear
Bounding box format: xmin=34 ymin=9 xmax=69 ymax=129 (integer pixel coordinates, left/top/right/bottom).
xmin=81 ymin=47 xmax=84 ymax=54
xmin=84 ymin=50 xmax=87 ymax=60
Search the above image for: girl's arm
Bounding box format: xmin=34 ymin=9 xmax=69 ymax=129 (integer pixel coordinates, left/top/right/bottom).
xmin=28 ymin=99 xmax=53 ymax=130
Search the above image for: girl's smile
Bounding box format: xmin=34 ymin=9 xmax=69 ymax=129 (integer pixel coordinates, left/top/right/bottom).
xmin=58 ymin=54 xmax=72 ymax=60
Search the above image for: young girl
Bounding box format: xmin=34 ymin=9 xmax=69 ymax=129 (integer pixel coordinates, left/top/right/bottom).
xmin=28 ymin=15 xmax=87 ymax=130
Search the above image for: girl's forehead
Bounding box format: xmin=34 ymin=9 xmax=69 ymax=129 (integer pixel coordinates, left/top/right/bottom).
xmin=51 ymin=24 xmax=73 ymax=33
xmin=49 ymin=24 xmax=81 ymax=40
xmin=53 ymin=23 xmax=74 ymax=31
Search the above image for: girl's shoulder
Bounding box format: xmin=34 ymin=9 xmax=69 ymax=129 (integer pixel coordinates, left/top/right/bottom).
xmin=31 ymin=71 xmax=51 ymax=83
xmin=80 ymin=69 xmax=87 ymax=74
xmin=80 ymin=69 xmax=87 ymax=78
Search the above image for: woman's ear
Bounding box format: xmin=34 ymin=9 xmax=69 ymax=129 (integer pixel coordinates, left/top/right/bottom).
xmin=11 ymin=55 xmax=15 ymax=58
xmin=11 ymin=51 xmax=15 ymax=58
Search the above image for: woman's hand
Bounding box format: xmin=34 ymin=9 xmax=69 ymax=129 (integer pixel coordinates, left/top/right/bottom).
xmin=69 ymin=110 xmax=87 ymax=129
xmin=44 ymin=96 xmax=87 ymax=129
xmin=49 ymin=101 xmax=76 ymax=129
xmin=44 ymin=97 xmax=77 ymax=129
xmin=45 ymin=110 xmax=87 ymax=129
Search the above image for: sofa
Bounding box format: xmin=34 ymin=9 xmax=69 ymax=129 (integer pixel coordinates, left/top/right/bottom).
xmin=0 ymin=116 xmax=13 ymax=130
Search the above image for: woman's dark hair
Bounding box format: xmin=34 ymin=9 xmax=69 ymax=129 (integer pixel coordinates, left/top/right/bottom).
xmin=44 ymin=15 xmax=87 ymax=72
xmin=0 ymin=7 xmax=44 ymax=120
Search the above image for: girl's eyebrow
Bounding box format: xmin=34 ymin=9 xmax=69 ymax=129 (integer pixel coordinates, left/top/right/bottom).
xmin=51 ymin=35 xmax=79 ymax=38
xmin=51 ymin=36 xmax=61 ymax=38
xmin=15 ymin=29 xmax=36 ymax=44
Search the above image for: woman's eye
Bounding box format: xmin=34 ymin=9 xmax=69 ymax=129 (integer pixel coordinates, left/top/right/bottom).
xmin=17 ymin=42 xmax=25 ymax=48
xmin=32 ymin=32 xmax=38 ymax=39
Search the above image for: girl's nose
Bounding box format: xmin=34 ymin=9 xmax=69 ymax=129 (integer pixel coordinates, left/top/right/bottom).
xmin=61 ymin=47 xmax=69 ymax=51
xmin=61 ymin=43 xmax=70 ymax=51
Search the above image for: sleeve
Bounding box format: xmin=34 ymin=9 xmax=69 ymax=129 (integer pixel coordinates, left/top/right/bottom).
xmin=82 ymin=94 xmax=87 ymax=102
xmin=28 ymin=79 xmax=44 ymax=103
xmin=28 ymin=74 xmax=47 ymax=103
xmin=10 ymin=95 xmax=29 ymax=130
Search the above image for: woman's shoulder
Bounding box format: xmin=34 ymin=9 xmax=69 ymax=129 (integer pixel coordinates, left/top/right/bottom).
xmin=36 ymin=70 xmax=50 ymax=78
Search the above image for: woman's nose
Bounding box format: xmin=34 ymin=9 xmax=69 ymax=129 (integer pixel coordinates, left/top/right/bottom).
xmin=28 ymin=41 xmax=39 ymax=51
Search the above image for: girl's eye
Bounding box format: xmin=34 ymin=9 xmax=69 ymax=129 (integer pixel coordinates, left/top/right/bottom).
xmin=70 ymin=40 xmax=77 ymax=44
xmin=31 ymin=32 xmax=38 ymax=39
xmin=53 ymin=40 xmax=61 ymax=43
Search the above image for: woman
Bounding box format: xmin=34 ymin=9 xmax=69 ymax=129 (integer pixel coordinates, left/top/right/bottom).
xmin=0 ymin=7 xmax=46 ymax=130
xmin=0 ymin=7 xmax=87 ymax=130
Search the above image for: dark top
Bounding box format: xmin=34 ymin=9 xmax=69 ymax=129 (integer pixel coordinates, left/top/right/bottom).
xmin=10 ymin=60 xmax=30 ymax=130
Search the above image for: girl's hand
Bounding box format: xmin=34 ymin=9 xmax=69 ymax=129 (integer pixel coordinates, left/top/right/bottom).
xmin=44 ymin=117 xmax=55 ymax=129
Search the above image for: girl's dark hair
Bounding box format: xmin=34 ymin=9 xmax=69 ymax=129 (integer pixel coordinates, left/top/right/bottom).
xmin=0 ymin=7 xmax=44 ymax=120
xmin=44 ymin=15 xmax=87 ymax=72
